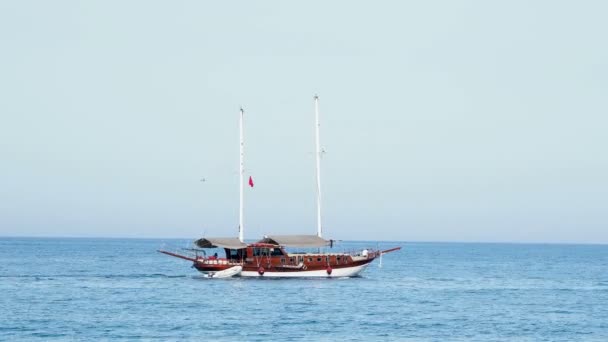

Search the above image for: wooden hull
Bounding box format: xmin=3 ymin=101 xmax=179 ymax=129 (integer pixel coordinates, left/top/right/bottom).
xmin=194 ymin=258 xmax=375 ymax=278
xmin=161 ymin=246 xmax=400 ymax=279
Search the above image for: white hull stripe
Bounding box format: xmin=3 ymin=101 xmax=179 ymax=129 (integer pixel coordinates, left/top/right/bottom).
xmin=239 ymin=263 xmax=370 ymax=278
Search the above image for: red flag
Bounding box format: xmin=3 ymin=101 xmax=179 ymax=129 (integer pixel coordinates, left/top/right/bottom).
xmin=248 ymin=176 xmax=254 ymax=187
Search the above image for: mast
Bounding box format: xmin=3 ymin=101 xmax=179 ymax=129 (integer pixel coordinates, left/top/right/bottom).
xmin=239 ymin=107 xmax=245 ymax=242
xmin=314 ymin=96 xmax=322 ymax=238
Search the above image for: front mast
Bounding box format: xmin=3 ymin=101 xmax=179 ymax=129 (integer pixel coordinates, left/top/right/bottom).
xmin=314 ymin=96 xmax=322 ymax=238
xmin=239 ymin=108 xmax=245 ymax=242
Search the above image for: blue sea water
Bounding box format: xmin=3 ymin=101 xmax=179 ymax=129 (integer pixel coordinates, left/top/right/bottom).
xmin=1 ymin=238 xmax=607 ymax=341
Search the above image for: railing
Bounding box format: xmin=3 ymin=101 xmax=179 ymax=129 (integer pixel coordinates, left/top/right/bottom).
xmin=198 ymin=258 xmax=242 ymax=266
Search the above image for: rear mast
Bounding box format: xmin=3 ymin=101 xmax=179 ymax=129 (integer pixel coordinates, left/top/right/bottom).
xmin=314 ymin=96 xmax=322 ymax=238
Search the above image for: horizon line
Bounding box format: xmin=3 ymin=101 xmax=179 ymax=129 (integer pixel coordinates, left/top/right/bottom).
xmin=0 ymin=235 xmax=606 ymax=246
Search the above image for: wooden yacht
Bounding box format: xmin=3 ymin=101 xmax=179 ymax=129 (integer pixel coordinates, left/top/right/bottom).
xmin=159 ymin=97 xmax=400 ymax=278
xmin=161 ymin=235 xmax=399 ymax=278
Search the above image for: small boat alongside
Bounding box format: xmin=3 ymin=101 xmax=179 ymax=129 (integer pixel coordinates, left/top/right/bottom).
xmin=206 ymin=266 xmax=242 ymax=278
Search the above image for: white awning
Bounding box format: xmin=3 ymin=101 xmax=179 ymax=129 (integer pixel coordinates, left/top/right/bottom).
xmin=257 ymin=235 xmax=331 ymax=248
xmin=194 ymin=237 xmax=248 ymax=249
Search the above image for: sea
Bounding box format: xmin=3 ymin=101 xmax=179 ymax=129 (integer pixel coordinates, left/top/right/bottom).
xmin=1 ymin=238 xmax=607 ymax=341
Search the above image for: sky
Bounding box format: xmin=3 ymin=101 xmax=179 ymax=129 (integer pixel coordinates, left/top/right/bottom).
xmin=0 ymin=1 xmax=606 ymax=243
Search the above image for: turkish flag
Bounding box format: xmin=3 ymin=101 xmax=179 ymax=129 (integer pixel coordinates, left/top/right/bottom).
xmin=248 ymin=176 xmax=254 ymax=187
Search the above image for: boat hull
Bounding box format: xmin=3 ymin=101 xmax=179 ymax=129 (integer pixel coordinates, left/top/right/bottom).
xmin=160 ymin=246 xmax=400 ymax=279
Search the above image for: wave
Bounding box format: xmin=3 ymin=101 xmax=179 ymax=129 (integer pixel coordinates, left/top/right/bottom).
xmin=0 ymin=274 xmax=188 ymax=279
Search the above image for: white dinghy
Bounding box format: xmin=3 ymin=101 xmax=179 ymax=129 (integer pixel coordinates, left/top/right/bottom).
xmin=201 ymin=265 xmax=243 ymax=279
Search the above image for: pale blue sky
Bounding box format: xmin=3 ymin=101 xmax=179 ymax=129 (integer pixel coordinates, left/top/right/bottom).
xmin=1 ymin=1 xmax=606 ymax=243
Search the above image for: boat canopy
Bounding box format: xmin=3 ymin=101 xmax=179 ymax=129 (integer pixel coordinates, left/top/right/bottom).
xmin=258 ymin=235 xmax=331 ymax=248
xmin=194 ymin=237 xmax=248 ymax=249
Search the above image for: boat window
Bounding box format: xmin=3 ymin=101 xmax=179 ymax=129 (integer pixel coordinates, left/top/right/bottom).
xmin=317 ymin=257 xmax=321 ymax=262
xmin=308 ymin=258 xmax=312 ymax=262
xmin=270 ymin=248 xmax=284 ymax=256
xmin=289 ymin=257 xmax=294 ymax=263
xmin=280 ymin=258 xmax=285 ymax=263
xmin=253 ymin=248 xmax=268 ymax=256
